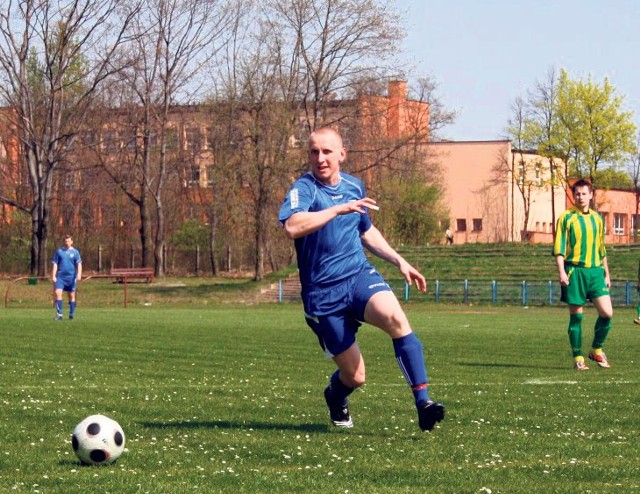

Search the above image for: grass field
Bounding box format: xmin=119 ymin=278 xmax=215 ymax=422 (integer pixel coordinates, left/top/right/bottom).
xmin=1 ymin=303 xmax=639 ymax=493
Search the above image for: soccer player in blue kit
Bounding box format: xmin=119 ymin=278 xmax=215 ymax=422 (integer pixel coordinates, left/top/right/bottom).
xmin=51 ymin=234 xmax=82 ymax=320
xmin=278 ymin=127 xmax=445 ymax=431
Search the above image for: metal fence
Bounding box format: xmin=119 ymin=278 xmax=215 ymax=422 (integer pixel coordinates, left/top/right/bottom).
xmin=275 ymin=278 xmax=638 ymax=306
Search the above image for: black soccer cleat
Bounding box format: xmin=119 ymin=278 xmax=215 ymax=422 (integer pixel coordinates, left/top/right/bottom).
xmin=417 ymin=400 xmax=445 ymax=431
xmin=324 ymin=386 xmax=354 ymax=428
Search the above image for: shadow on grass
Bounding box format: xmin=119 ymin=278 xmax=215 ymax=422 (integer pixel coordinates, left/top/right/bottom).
xmin=457 ymin=361 xmax=567 ymax=370
xmin=138 ymin=420 xmax=330 ymax=434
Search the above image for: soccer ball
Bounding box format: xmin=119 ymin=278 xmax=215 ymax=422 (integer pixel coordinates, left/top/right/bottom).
xmin=71 ymin=414 xmax=125 ymax=465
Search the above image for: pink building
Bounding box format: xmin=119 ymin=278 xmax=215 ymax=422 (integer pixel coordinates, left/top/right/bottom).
xmin=429 ymin=140 xmax=563 ymax=243
xmin=429 ymin=140 xmax=639 ymax=245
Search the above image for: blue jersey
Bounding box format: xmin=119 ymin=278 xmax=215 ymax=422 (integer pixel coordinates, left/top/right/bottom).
xmin=51 ymin=247 xmax=82 ymax=279
xmin=278 ymin=172 xmax=372 ymax=289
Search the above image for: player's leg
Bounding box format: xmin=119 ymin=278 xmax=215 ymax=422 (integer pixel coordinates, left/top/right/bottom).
xmin=567 ymin=305 xmax=587 ymax=370
xmin=68 ymin=291 xmax=77 ymax=319
xmin=53 ymin=287 xmax=64 ymax=319
xmin=362 ymin=289 xmax=444 ymax=430
xmin=562 ymin=267 xmax=589 ymax=370
xmin=635 ymin=289 xmax=640 ymax=324
xmin=589 ymin=294 xmax=613 ymax=368
xmin=364 ymin=291 xmax=430 ymax=401
xmin=304 ymin=312 xmax=361 ymax=428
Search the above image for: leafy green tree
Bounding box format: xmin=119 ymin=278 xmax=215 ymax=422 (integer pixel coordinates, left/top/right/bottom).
xmin=374 ymin=173 xmax=448 ymax=246
xmin=556 ymin=69 xmax=637 ymax=184
xmin=592 ymin=167 xmax=634 ymax=190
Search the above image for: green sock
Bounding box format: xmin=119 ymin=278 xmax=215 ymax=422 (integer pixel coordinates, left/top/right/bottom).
xmin=592 ymin=316 xmax=611 ymax=349
xmin=568 ymin=313 xmax=583 ymax=358
xmin=636 ymin=303 xmax=640 ymax=318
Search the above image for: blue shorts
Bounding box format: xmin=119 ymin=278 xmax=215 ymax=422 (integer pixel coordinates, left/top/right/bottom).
xmin=54 ymin=277 xmax=77 ymax=292
xmin=302 ymin=267 xmax=392 ymax=357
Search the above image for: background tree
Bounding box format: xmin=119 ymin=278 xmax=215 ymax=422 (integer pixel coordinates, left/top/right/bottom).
xmin=627 ymin=134 xmax=640 ymax=238
xmin=103 ymin=0 xmax=237 ymax=276
xmin=524 ymin=68 xmax=562 ymax=236
xmin=555 ymin=69 xmax=637 ymax=186
xmin=503 ymin=96 xmax=535 ymax=239
xmin=0 ymin=0 xmax=136 ymax=275
xmin=211 ymin=0 xmax=410 ymax=280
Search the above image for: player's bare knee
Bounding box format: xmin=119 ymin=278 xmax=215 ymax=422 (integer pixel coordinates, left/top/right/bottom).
xmin=343 ymin=371 xmax=365 ymax=389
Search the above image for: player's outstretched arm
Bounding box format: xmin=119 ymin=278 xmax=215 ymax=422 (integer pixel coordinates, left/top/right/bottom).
xmin=361 ymin=225 xmax=426 ymax=293
xmin=283 ymin=198 xmax=378 ymax=240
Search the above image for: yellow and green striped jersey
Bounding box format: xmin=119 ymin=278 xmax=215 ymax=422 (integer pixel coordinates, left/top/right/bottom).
xmin=553 ymin=207 xmax=606 ymax=267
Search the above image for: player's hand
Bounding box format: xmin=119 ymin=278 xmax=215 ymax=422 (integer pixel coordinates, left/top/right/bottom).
xmin=558 ymin=272 xmax=569 ymax=286
xmin=400 ymin=262 xmax=427 ymax=293
xmin=337 ymin=197 xmax=378 ymax=215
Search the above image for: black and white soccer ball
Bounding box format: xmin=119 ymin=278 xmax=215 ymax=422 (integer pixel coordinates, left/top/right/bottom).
xmin=71 ymin=414 xmax=125 ymax=465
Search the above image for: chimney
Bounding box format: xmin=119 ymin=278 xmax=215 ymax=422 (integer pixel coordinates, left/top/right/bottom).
xmin=387 ymin=80 xmax=407 ymax=138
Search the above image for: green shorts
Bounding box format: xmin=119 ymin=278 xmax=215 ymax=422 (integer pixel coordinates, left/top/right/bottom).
xmin=560 ymin=264 xmax=609 ymax=306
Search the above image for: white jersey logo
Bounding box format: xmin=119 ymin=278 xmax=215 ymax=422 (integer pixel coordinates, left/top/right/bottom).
xmin=290 ymin=188 xmax=299 ymax=208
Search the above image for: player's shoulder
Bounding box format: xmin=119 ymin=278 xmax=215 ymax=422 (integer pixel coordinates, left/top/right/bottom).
xmin=560 ymin=206 xmax=580 ymax=219
xmin=291 ymin=172 xmax=316 ymax=190
xmin=338 ymin=172 xmax=365 ymax=193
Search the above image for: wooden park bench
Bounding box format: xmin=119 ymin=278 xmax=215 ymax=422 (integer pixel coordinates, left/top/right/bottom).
xmin=110 ymin=267 xmax=155 ymax=284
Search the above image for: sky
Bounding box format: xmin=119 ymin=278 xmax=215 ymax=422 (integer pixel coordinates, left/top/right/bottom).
xmin=401 ymin=0 xmax=640 ymax=142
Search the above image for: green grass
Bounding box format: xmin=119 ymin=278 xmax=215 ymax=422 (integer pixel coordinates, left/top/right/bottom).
xmin=1 ymin=304 xmax=639 ymax=493
xmin=371 ymin=242 xmax=640 ymax=282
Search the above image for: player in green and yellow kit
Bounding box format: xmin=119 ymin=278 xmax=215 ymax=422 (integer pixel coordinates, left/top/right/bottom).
xmin=554 ymin=179 xmax=613 ymax=371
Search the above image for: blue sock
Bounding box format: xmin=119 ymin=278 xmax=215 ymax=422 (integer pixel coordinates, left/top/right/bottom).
xmin=393 ymin=332 xmax=430 ymax=404
xmin=55 ymin=300 xmax=63 ymax=315
xmin=69 ymin=302 xmax=76 ymax=318
xmin=327 ymin=370 xmax=354 ymax=406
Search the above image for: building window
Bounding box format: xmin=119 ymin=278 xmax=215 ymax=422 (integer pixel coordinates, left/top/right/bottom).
xmin=517 ymin=161 xmax=525 ymax=186
xmin=80 ymin=131 xmax=97 ymax=149
xmin=165 ymin=128 xmax=179 ymax=149
xmin=185 ymin=127 xmax=202 ymax=151
xmin=456 ymin=218 xmax=467 ymax=232
xmin=600 ymin=212 xmax=608 ymax=235
xmin=613 ymin=213 xmax=625 ymax=236
xmin=147 ymin=130 xmax=158 ymax=148
xmin=64 ymin=172 xmax=77 ymax=189
xmin=188 ymin=165 xmax=201 ymax=187
xmin=472 ymin=218 xmax=483 ymax=232
xmin=535 ymin=163 xmax=542 ymax=186
xmin=632 ymin=214 xmax=640 ymax=234
xmin=205 ymin=166 xmax=214 ymax=187
xmin=102 ymin=130 xmax=119 ymax=153
xmin=205 ymin=127 xmax=215 ymax=150
xmin=123 ymin=129 xmax=137 ymax=152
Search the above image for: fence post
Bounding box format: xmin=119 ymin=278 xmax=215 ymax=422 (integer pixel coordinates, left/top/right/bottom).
xmin=404 ymin=281 xmax=410 ymax=301
xmin=464 ymin=279 xmax=469 ymax=304
xmin=625 ymin=280 xmax=631 ymax=305
xmin=195 ymin=245 xmax=201 ymax=276
xmin=491 ymin=280 xmax=497 ymax=304
xmin=435 ymin=280 xmax=440 ymax=303
xmin=548 ymin=280 xmax=554 ymax=305
xmin=521 ymin=280 xmax=527 ymax=305
xmin=98 ymin=245 xmax=103 ymax=273
xmin=278 ymin=279 xmax=283 ymax=303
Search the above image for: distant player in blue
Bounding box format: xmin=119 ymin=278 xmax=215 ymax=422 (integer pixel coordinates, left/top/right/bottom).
xmin=278 ymin=127 xmax=444 ymax=431
xmin=51 ymin=234 xmax=82 ymax=320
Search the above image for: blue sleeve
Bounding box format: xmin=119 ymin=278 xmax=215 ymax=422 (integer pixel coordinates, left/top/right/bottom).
xmin=359 ymin=214 xmax=372 ymax=234
xmin=51 ymin=250 xmax=60 ymax=265
xmin=278 ymin=179 xmax=314 ymax=224
xmin=75 ymin=249 xmax=82 ymax=265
